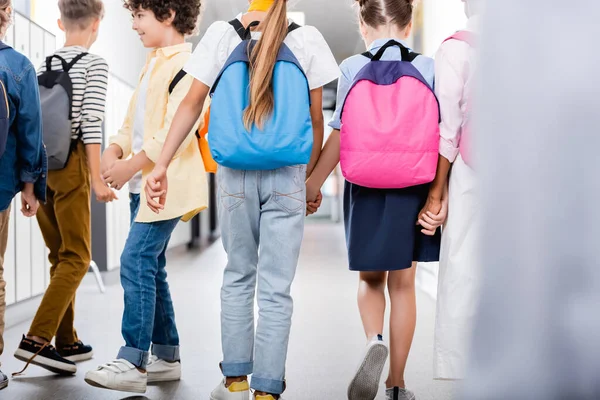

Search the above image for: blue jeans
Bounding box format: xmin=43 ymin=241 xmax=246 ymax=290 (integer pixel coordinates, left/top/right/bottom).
xmin=117 ymin=193 xmax=181 ymax=369
xmin=218 ymin=166 xmax=306 ymax=395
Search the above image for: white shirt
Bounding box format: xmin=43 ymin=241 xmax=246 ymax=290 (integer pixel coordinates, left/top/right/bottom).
xmin=435 ymin=16 xmax=480 ymax=162
xmin=184 ymin=14 xmax=340 ymax=90
xmin=129 ymin=57 xmax=157 ymax=194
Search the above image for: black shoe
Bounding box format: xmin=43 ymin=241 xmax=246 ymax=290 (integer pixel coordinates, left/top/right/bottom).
xmin=58 ymin=341 xmax=94 ymax=362
xmin=0 ymin=369 xmax=7 ymax=390
xmin=14 ymin=336 xmax=76 ymax=375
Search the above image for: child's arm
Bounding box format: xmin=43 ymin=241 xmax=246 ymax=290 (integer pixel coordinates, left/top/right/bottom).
xmin=307 ymin=88 xmax=325 ymax=177
xmin=146 ymin=79 xmax=209 ymax=212
xmin=16 ymin=65 xmax=44 ymax=217
xmin=418 ymin=45 xmax=466 ymax=234
xmin=306 ymin=128 xmax=340 ymax=203
xmin=104 ymin=75 xmax=202 ymax=191
xmin=81 ymin=58 xmax=116 ymax=202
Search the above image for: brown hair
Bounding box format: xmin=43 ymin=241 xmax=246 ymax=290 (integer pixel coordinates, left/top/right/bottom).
xmin=0 ymin=0 xmax=11 ymax=37
xmin=123 ymin=0 xmax=202 ymax=36
xmin=59 ymin=0 xmax=105 ymax=30
xmin=356 ymin=0 xmax=414 ymax=30
xmin=243 ymin=0 xmax=288 ymax=131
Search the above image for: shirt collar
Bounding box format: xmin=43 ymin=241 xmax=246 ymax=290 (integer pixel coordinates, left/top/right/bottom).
xmin=368 ymin=38 xmax=411 ymax=52
xmin=148 ymin=42 xmax=192 ymax=61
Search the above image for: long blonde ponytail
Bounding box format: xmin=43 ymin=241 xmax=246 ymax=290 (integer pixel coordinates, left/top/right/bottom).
xmin=243 ymin=0 xmax=288 ymax=131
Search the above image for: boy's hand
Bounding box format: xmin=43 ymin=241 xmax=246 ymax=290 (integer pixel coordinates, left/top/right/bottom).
xmin=417 ymin=195 xmax=448 ymax=236
xmin=145 ymin=166 xmax=168 ymax=214
xmin=92 ymin=178 xmax=118 ymax=203
xmin=20 ymin=183 xmax=39 ymax=217
xmin=103 ymin=160 xmax=136 ymax=191
xmin=100 ymin=147 xmax=120 ymax=176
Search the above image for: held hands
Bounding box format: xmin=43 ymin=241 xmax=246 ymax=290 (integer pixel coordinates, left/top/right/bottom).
xmin=92 ymin=177 xmax=118 ymax=203
xmin=306 ymin=179 xmax=323 ymax=216
xmin=102 ymin=160 xmax=135 ymax=192
xmin=145 ymin=166 xmax=168 ymax=214
xmin=20 ymin=183 xmax=39 ymax=217
xmin=417 ymin=192 xmax=448 ymax=236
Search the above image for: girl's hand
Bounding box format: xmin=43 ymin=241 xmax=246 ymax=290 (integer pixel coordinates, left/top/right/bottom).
xmin=417 ymin=195 xmax=448 ymax=236
xmin=145 ymin=166 xmax=168 ymax=214
xmin=307 ymin=191 xmax=323 ymax=216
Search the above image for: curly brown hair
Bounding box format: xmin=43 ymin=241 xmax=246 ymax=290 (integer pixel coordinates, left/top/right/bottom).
xmin=123 ymin=0 xmax=201 ymax=35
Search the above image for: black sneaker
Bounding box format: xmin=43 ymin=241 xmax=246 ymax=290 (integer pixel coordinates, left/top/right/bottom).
xmin=13 ymin=336 xmax=76 ymax=375
xmin=0 ymin=369 xmax=7 ymax=390
xmin=58 ymin=341 xmax=94 ymax=362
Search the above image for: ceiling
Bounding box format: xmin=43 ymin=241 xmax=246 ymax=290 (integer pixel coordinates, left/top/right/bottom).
xmin=194 ymin=0 xmax=364 ymax=62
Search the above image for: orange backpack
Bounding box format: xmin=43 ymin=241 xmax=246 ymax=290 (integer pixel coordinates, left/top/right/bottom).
xmin=196 ymin=106 xmax=217 ymax=174
xmin=170 ymin=70 xmax=217 ymax=174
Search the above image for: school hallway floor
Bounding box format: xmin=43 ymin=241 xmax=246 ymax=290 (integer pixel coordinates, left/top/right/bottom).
xmin=1 ymin=222 xmax=456 ymax=400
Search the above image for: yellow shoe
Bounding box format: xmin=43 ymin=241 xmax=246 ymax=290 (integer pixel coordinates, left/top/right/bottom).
xmin=255 ymin=396 xmax=278 ymax=400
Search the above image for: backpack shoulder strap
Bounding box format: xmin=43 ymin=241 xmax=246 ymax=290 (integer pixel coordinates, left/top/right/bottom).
xmin=370 ymin=40 xmax=420 ymax=62
xmin=444 ymin=31 xmax=477 ymax=47
xmin=45 ymin=54 xmax=69 ymax=72
xmin=229 ymin=19 xmax=247 ymax=40
xmin=65 ymin=52 xmax=88 ymax=72
xmin=169 ymin=69 xmax=188 ymax=95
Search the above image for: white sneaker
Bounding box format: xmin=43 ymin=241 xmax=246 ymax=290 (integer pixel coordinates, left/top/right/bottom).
xmin=147 ymin=354 xmax=181 ymax=383
xmin=84 ymin=359 xmax=147 ymax=393
xmin=348 ymin=336 xmax=389 ymax=400
xmin=210 ymin=378 xmax=250 ymax=400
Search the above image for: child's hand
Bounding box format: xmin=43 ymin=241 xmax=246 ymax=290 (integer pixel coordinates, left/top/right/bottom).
xmin=307 ymin=191 xmax=323 ymax=216
xmin=103 ymin=160 xmax=135 ymax=191
xmin=92 ymin=179 xmax=118 ymax=203
xmin=417 ymin=195 xmax=448 ymax=236
xmin=306 ymin=179 xmax=322 ymax=216
xmin=100 ymin=146 xmax=120 ymax=176
xmin=20 ymin=183 xmax=39 ymax=217
xmin=146 ymin=166 xmax=168 ymax=214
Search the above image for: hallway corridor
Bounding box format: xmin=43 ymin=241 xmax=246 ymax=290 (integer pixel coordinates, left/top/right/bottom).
xmin=1 ymin=223 xmax=455 ymax=400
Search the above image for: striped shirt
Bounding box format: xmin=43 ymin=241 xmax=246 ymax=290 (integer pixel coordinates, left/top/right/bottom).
xmin=38 ymin=46 xmax=109 ymax=145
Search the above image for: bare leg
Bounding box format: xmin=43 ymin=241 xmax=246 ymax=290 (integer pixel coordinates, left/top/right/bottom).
xmin=386 ymin=263 xmax=417 ymax=389
xmin=358 ymin=271 xmax=388 ymax=339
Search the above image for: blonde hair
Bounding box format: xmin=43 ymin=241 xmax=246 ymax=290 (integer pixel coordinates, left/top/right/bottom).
xmin=58 ymin=0 xmax=104 ymax=30
xmin=243 ymin=0 xmax=288 ymax=131
xmin=0 ymin=0 xmax=11 ymax=38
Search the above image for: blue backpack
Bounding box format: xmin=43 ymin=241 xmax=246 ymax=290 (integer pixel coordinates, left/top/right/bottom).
xmin=208 ymin=19 xmax=313 ymax=170
xmin=0 ymin=42 xmax=10 ymax=160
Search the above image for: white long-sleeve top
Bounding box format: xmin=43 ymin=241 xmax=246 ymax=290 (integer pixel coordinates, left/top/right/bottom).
xmin=435 ymin=16 xmax=480 ymax=162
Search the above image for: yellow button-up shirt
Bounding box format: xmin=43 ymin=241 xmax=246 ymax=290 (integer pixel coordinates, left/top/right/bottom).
xmin=110 ymin=43 xmax=208 ymax=223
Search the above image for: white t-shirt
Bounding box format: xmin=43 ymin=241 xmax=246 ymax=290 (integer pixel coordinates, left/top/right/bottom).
xmin=184 ymin=14 xmax=340 ymax=90
xmin=129 ymin=58 xmax=157 ymax=194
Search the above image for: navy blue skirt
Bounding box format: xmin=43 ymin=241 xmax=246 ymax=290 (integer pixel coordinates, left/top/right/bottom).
xmin=344 ymin=181 xmax=441 ymax=272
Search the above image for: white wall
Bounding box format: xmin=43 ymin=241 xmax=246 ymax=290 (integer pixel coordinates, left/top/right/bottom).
xmin=31 ymin=0 xmax=148 ymax=86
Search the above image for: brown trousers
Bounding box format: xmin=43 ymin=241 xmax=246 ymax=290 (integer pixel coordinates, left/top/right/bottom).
xmin=29 ymin=142 xmax=91 ymax=347
xmin=0 ymin=205 xmax=11 ymax=356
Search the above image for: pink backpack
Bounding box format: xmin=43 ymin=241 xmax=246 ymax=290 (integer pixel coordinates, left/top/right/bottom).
xmin=340 ymin=40 xmax=440 ymax=189
xmin=443 ymin=31 xmax=476 ymax=167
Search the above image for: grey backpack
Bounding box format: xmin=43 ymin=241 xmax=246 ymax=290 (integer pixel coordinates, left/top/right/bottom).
xmin=38 ymin=53 xmax=87 ymax=170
